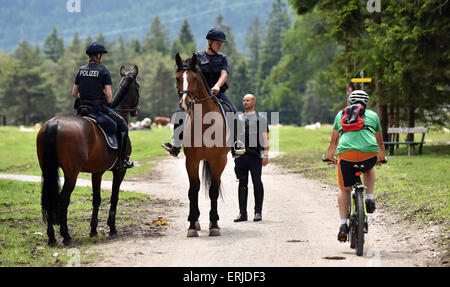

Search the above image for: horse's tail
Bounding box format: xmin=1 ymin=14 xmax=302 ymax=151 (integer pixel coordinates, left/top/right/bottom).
xmin=202 ymin=160 xmax=223 ymax=199
xmin=41 ymin=120 xmax=60 ymax=225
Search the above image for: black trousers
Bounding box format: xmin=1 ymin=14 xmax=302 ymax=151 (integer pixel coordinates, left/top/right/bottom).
xmin=234 ymin=154 xmax=264 ymax=214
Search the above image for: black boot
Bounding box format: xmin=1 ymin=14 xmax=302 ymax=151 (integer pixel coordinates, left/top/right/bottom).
xmin=162 ymin=142 xmax=181 ymax=157
xmin=117 ymin=131 xmax=133 ymax=170
xmin=162 ymin=119 xmax=182 ymax=157
xmin=234 ymin=186 xmax=248 ymax=222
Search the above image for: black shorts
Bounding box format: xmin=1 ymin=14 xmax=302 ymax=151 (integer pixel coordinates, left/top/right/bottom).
xmin=338 ymin=154 xmax=377 ymax=187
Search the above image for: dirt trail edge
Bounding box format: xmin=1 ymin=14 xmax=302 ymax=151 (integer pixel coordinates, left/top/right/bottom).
xmin=81 ymin=156 xmax=439 ymax=267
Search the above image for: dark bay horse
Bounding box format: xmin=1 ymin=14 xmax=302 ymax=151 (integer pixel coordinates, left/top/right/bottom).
xmin=175 ymin=53 xmax=230 ymax=237
xmin=36 ymin=65 xmax=140 ymax=245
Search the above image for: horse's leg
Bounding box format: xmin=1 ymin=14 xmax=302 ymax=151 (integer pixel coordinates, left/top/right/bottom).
xmin=107 ymin=169 xmax=126 ymax=236
xmin=46 ymin=217 xmax=56 ymax=246
xmin=59 ymin=174 xmax=78 ymax=245
xmin=186 ymin=159 xmax=200 ymax=237
xmin=209 ymin=158 xmax=227 ymax=237
xmin=90 ymin=172 xmax=103 ymax=237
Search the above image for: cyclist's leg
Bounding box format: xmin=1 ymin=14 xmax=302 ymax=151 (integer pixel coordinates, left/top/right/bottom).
xmin=363 ymin=168 xmax=375 ymax=196
xmin=363 ymin=167 xmax=376 ymax=213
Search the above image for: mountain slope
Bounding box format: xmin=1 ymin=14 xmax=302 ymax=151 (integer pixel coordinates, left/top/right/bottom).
xmin=0 ymin=0 xmax=277 ymax=53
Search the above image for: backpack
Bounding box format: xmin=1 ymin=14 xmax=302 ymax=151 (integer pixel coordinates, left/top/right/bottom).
xmin=339 ymin=104 xmax=375 ymax=135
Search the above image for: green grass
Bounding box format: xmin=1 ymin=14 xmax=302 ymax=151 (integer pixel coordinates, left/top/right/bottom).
xmin=0 ymin=125 xmax=171 ymax=179
xmin=272 ymin=125 xmax=450 ymax=239
xmin=0 ymin=179 xmax=151 ymax=267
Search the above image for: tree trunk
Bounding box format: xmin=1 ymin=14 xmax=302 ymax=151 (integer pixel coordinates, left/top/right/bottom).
xmin=407 ymin=105 xmax=416 ymax=142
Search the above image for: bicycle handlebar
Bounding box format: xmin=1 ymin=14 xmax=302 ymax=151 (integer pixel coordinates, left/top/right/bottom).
xmin=321 ymin=154 xmax=388 ymax=164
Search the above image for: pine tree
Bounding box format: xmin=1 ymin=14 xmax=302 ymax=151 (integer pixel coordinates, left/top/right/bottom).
xmin=43 ymin=27 xmax=64 ymax=62
xmin=172 ymin=19 xmax=197 ymax=57
xmin=259 ymin=0 xmax=291 ymax=83
xmin=2 ymin=41 xmax=55 ymax=125
xmin=143 ymin=16 xmax=170 ymax=55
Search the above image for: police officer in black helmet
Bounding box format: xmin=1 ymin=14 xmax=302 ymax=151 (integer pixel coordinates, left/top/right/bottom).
xmin=72 ymin=41 xmax=133 ymax=170
xmin=162 ymin=28 xmax=245 ymax=158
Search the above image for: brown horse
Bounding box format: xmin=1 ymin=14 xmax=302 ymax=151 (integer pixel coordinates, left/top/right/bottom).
xmin=36 ymin=65 xmax=140 ymax=245
xmin=175 ymin=53 xmax=230 ymax=237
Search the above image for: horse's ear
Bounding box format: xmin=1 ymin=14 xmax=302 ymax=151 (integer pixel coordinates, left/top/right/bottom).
xmin=175 ymin=53 xmax=182 ymax=68
xmin=120 ymin=65 xmax=126 ymax=77
xmin=191 ymin=53 xmax=197 ymax=68
xmin=132 ymin=65 xmax=138 ymax=77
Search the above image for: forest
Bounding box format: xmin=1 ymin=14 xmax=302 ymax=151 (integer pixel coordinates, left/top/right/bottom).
xmin=0 ymin=0 xmax=448 ymax=141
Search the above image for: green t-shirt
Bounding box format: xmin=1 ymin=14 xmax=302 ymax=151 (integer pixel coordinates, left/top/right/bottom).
xmin=333 ymin=108 xmax=381 ymax=155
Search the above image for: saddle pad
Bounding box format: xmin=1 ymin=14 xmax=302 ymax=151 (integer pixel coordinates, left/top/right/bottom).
xmin=83 ymin=116 xmax=118 ymax=149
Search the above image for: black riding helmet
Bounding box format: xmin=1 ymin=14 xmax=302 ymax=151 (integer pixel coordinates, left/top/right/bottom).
xmin=85 ymin=41 xmax=108 ymax=56
xmin=206 ymin=28 xmax=226 ymax=42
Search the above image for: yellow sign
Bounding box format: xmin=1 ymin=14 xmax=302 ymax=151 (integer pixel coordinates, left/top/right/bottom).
xmin=351 ymin=78 xmax=372 ymax=83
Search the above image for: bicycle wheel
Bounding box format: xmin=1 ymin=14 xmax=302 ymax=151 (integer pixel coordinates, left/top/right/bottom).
xmin=355 ymin=191 xmax=365 ymax=256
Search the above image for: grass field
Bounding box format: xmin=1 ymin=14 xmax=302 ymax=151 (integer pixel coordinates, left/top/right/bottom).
xmin=0 ymin=125 xmax=170 ymax=266
xmin=0 ymin=125 xmax=171 ymax=179
xmin=272 ymin=125 xmax=450 ymax=243
xmin=0 ymin=179 xmax=151 ymax=266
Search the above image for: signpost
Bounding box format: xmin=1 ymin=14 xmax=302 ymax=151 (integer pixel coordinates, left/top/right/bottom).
xmin=351 ymin=70 xmax=372 ymax=90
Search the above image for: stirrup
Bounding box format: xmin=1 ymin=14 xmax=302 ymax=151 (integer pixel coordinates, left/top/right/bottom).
xmin=232 ymin=147 xmax=246 ymax=158
xmin=116 ymin=160 xmax=134 ymax=171
xmin=162 ymin=143 xmax=180 ymax=157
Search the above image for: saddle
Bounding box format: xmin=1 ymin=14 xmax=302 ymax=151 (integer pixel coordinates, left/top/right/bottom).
xmin=77 ymin=106 xmax=118 ymax=149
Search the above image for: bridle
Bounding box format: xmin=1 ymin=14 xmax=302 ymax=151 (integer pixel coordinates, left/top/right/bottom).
xmin=113 ymin=72 xmax=140 ymax=116
xmin=178 ymin=66 xmax=216 ymax=113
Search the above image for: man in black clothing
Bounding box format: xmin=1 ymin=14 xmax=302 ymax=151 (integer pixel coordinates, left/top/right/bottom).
xmin=234 ymin=94 xmax=269 ymax=222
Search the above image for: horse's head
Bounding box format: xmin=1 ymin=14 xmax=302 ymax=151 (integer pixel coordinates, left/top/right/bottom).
xmin=175 ymin=53 xmax=208 ymax=113
xmin=113 ymin=65 xmax=140 ymax=117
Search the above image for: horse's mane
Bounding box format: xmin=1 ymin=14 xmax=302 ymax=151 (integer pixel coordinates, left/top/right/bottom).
xmin=111 ymin=75 xmax=132 ymax=108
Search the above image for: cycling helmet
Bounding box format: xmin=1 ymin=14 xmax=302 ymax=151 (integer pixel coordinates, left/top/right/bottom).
xmin=206 ymin=28 xmax=226 ymax=42
xmin=86 ymin=41 xmax=108 ymax=56
xmin=348 ymin=90 xmax=369 ymax=105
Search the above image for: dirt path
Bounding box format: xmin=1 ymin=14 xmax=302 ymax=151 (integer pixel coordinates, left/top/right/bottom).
xmin=79 ymin=155 xmax=439 ymax=267
xmin=0 ymin=156 xmax=440 ymax=266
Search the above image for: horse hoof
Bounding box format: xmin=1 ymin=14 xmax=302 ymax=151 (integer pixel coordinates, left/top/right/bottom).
xmin=89 ymin=231 xmax=98 ymax=237
xmin=195 ymin=221 xmax=201 ymax=231
xmin=109 ymin=229 xmax=118 ymax=237
xmin=187 ymin=229 xmax=199 ymax=237
xmin=48 ymin=239 xmax=57 ymax=246
xmin=63 ymin=237 xmax=72 ymax=246
xmin=209 ymin=228 xmax=220 ymax=237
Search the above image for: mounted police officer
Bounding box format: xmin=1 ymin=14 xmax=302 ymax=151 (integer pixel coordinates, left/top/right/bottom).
xmin=162 ymin=28 xmax=245 ymax=158
xmin=71 ymin=41 xmax=133 ymax=170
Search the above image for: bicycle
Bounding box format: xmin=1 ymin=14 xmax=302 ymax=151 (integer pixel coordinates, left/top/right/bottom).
xmin=322 ymin=154 xmax=387 ymax=256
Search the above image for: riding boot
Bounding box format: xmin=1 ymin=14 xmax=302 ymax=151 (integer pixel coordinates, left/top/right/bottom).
xmin=162 ymin=119 xmax=183 ymax=157
xmin=234 ymin=186 xmax=248 ymax=222
xmin=253 ymin=182 xmax=264 ymax=221
xmin=117 ymin=131 xmax=134 ymax=170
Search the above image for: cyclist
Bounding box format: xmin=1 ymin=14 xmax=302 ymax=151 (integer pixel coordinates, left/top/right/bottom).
xmin=326 ymin=90 xmax=386 ymax=242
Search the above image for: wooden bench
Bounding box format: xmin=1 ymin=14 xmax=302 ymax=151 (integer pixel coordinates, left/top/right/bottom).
xmin=384 ymin=127 xmax=428 ymax=156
